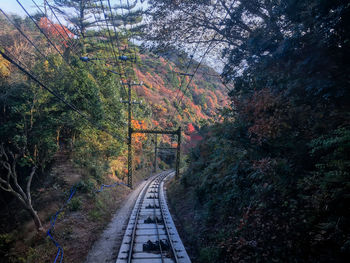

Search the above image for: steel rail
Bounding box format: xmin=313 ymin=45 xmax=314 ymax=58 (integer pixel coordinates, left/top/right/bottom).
xmin=158 ymin=176 xmax=179 ymax=263
xmin=117 ymin=170 xmax=190 ymax=263
xmin=153 ymin=177 xmax=164 ymax=263
xmin=127 ymin=174 xmax=158 ymax=263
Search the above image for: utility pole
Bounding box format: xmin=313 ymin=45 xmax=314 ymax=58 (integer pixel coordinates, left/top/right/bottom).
xmin=154 ymin=134 xmax=158 ymax=173
xmin=175 ymin=127 xmax=181 ymax=179
xmin=127 ymin=82 xmax=132 ymax=188
xmin=132 ymin=128 xmax=182 ymax=179
xmin=121 ymin=81 xmax=143 ymax=188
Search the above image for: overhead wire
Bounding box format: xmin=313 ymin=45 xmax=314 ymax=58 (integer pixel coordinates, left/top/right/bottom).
xmin=169 ymin=41 xmax=219 ymax=123
xmin=32 ymin=0 xmax=131 ymax=128
xmin=2 ymin=3 xmax=126 ymax=139
xmin=16 ymin=0 xmax=97 ymax=80
xmin=164 ymin=3 xmax=221 ymax=125
xmin=169 ymin=32 xmax=205 ymax=120
xmin=0 ymin=7 xmax=83 ymax=97
xmin=0 ymin=8 xmax=52 ymax=64
xmin=16 ymin=0 xmax=66 ymax=58
xmin=31 ymin=0 xmax=70 ymax=48
xmin=98 ymin=0 xmax=121 ymax=70
xmin=105 ymin=0 xmax=129 ymax=91
xmin=168 ymin=5 xmax=229 ymax=124
xmin=43 ymin=0 xmax=79 ymax=52
xmin=43 ymin=0 xmax=124 ymax=84
xmin=0 ymin=47 xmax=123 ymax=141
xmin=97 ymin=0 xmax=129 ymax=96
xmin=14 ymin=0 xmax=125 ymax=127
xmin=87 ymin=1 xmax=123 ymax=68
xmin=125 ymin=0 xmax=140 ymax=64
xmin=1 ymin=5 xmax=98 ymax=114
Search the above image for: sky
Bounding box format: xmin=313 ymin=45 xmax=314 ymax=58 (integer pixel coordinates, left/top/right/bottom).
xmin=0 ymin=1 xmax=222 ymax=72
xmin=0 ymin=0 xmax=40 ymax=16
xmin=0 ymin=0 xmax=147 ymax=16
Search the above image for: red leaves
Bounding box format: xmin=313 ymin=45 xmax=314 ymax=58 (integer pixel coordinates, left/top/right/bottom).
xmin=237 ymin=88 xmax=291 ymax=144
xmin=132 ymin=120 xmax=147 ymax=148
xmin=38 ymin=17 xmax=74 ymax=48
xmin=186 ymin=123 xmax=195 ymax=134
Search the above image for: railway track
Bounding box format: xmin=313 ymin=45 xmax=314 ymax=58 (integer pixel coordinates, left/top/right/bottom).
xmin=116 ymin=170 xmax=191 ymax=263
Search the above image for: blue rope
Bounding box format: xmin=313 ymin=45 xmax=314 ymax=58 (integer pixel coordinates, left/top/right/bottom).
xmin=47 ymin=186 xmax=76 ymax=263
xmin=47 ymin=181 xmax=127 ymax=263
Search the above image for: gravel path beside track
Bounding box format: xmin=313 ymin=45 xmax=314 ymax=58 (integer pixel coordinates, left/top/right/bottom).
xmin=85 ymin=179 xmax=150 ymax=263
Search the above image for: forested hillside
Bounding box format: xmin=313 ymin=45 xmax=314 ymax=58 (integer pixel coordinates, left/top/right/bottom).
xmin=1 ymin=0 xmax=349 ymax=262
xmin=144 ymin=0 xmax=350 ymax=262
xmin=0 ymin=3 xmax=225 ymax=261
xmin=136 ymin=51 xmax=228 ymax=146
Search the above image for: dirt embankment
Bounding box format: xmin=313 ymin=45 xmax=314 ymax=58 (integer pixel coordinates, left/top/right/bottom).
xmin=0 ymin=150 xmax=151 ymax=263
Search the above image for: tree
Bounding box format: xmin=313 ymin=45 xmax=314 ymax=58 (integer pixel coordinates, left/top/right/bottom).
xmin=38 ymin=17 xmax=74 ymax=48
xmin=53 ymin=0 xmax=101 ymax=38
xmin=0 ymin=145 xmax=43 ymax=231
xmin=144 ymin=0 xmax=349 ymax=96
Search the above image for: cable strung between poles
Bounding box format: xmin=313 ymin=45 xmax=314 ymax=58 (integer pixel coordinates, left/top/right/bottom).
xmin=168 ymin=7 xmax=229 ymax=125
xmin=16 ymin=0 xmax=66 ymax=58
xmin=31 ymin=0 xmax=72 ymax=49
xmin=9 ymin=1 xmax=124 ymax=131
xmin=0 ymin=48 xmax=124 ymax=142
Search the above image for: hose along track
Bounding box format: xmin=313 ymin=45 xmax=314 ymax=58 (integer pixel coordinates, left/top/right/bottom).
xmin=116 ymin=170 xmax=191 ymax=263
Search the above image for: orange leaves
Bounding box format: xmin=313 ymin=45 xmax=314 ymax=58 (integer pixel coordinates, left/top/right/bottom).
xmin=186 ymin=123 xmax=195 ymax=134
xmin=0 ymin=54 xmax=11 ymax=78
xmin=38 ymin=17 xmax=73 ymax=48
xmin=132 ymin=120 xmax=147 ymax=145
xmin=153 ymin=104 xmax=168 ymax=116
xmin=152 ymin=120 xmax=159 ymax=126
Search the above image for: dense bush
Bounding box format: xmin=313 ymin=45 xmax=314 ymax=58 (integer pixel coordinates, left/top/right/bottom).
xmin=168 ymin=0 xmax=350 ymax=262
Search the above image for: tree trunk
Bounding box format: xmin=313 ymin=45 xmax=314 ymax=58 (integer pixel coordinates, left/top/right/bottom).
xmin=0 ymin=146 xmax=44 ymax=232
xmin=56 ymin=128 xmax=61 ymax=148
xmin=27 ymin=205 xmax=43 ymax=232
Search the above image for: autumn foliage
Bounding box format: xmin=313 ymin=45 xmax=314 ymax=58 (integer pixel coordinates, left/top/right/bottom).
xmin=186 ymin=123 xmax=195 ymax=134
xmin=38 ymin=17 xmax=74 ymax=48
xmin=131 ymin=119 xmax=147 ymax=145
xmin=236 ymin=89 xmax=292 ymax=144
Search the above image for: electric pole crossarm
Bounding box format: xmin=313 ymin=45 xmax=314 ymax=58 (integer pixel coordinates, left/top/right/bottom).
xmin=156 ymin=147 xmax=177 ymax=150
xmin=173 ymin=71 xmax=194 ymax=76
xmin=131 ymin=129 xmax=179 ymax=135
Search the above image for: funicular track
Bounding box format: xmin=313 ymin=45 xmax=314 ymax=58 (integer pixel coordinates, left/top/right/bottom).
xmin=116 ymin=171 xmax=191 ymax=263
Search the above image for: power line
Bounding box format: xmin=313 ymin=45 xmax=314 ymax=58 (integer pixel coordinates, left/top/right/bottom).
xmin=9 ymin=2 xmax=123 ymax=128
xmin=106 ymin=0 xmax=129 ymax=82
xmin=169 ymin=40 xmax=220 ymax=124
xmin=93 ymin=0 xmax=129 ymax=96
xmin=0 ymin=48 xmax=123 ymax=141
xmin=0 ymin=7 xmax=81 ymax=97
xmin=87 ymin=1 xmax=123 ymax=71
xmin=43 ymin=0 xmax=79 ymax=52
xmin=126 ymin=0 xmax=139 ymax=63
xmin=0 ymin=8 xmax=48 ymax=62
xmin=16 ymin=0 xmax=66 ymax=59
xmin=31 ymin=0 xmax=71 ymax=49
xmin=32 ymin=1 xmax=116 ymax=90
xmin=1 ymin=7 xmax=100 ymax=114
xmin=168 ymin=8 xmax=229 ymax=124
xmin=99 ymin=0 xmax=121 ymax=69
xmin=170 ymin=34 xmax=205 ymax=119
